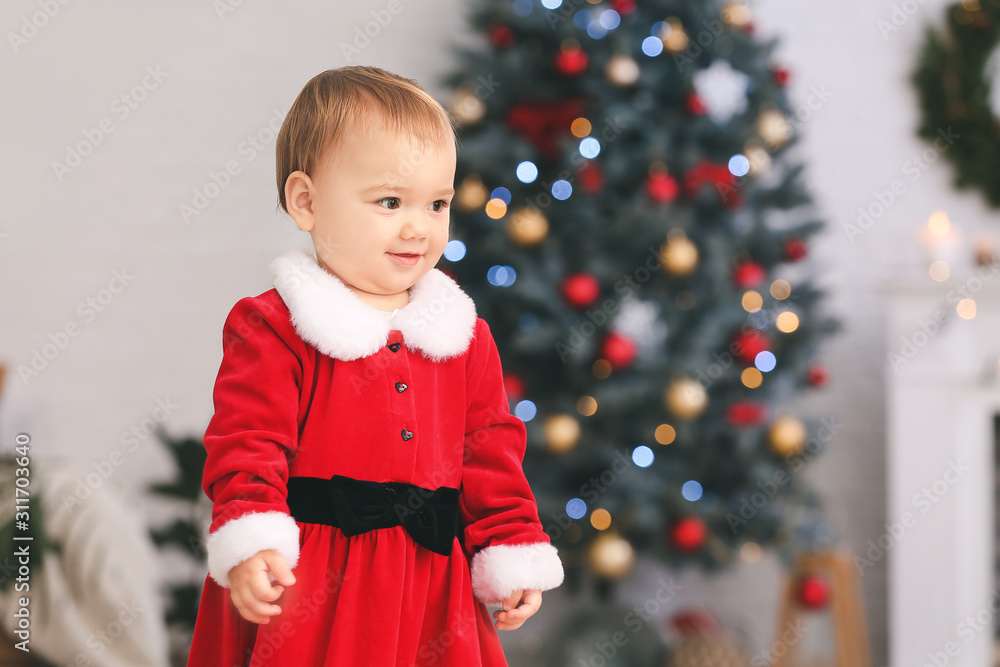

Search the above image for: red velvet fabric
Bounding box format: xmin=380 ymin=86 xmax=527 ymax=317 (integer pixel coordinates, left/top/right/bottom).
xmin=186 ymin=291 xmax=550 ymax=666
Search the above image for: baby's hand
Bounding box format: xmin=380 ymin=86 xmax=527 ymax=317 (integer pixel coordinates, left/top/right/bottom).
xmin=228 ymin=549 xmax=297 ymax=625
xmin=492 ymin=589 xmax=542 ymax=631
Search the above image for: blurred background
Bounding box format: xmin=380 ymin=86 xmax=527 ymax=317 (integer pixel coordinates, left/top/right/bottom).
xmin=2 ymin=0 xmax=999 ymax=665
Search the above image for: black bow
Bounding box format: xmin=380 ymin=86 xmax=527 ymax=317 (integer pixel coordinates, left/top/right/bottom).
xmin=286 ymin=475 xmax=460 ymax=556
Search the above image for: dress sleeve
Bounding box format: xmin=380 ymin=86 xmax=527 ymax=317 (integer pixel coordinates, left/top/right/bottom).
xmin=459 ymin=318 xmax=564 ymax=605
xmin=201 ymin=296 xmax=303 ymax=588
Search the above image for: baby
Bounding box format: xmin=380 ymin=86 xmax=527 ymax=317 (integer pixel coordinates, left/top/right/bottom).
xmin=186 ymin=66 xmax=564 ymax=666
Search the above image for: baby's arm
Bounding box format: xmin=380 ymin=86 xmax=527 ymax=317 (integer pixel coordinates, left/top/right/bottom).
xmin=201 ymin=297 xmax=304 ymax=609
xmin=227 ymin=549 xmax=297 ymax=624
xmin=459 ymin=319 xmax=565 ymax=616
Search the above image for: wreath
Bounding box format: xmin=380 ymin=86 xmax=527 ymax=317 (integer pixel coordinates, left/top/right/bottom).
xmin=913 ymin=1 xmax=1000 ymax=208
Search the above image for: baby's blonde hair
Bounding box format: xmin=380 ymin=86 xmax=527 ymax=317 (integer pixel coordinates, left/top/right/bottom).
xmin=275 ymin=65 xmax=459 ymax=214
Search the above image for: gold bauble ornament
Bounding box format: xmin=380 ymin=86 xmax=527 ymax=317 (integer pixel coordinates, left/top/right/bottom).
xmin=660 ymin=235 xmax=699 ymax=276
xmin=744 ymin=140 xmax=771 ymax=177
xmin=449 ymin=88 xmax=485 ymax=125
xmin=544 ymin=414 xmax=581 ymax=453
xmin=588 ymin=532 xmax=635 ymax=579
xmin=768 ymin=415 xmax=808 ymax=457
xmin=757 ymin=109 xmax=793 ymax=149
xmin=661 ymin=18 xmax=689 ymax=52
xmin=721 ymin=2 xmax=752 ymax=27
xmin=664 ymin=378 xmax=708 ymax=420
xmin=456 ymin=175 xmax=489 ymax=213
xmin=605 ymin=54 xmax=640 ymax=86
xmin=506 ymin=207 xmax=549 ymax=246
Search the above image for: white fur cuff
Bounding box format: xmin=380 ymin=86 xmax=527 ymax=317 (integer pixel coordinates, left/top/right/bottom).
xmin=470 ymin=542 xmax=565 ymax=605
xmin=206 ymin=511 xmax=301 ymax=588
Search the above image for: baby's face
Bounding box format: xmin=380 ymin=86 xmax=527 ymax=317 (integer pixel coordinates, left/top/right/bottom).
xmin=306 ymin=126 xmax=456 ymax=311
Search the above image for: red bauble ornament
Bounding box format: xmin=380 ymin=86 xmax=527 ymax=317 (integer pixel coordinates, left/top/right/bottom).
xmin=503 ymin=374 xmax=525 ymax=400
xmin=772 ymin=66 xmax=791 ymax=87
xmin=733 ymin=330 xmax=769 ymax=365
xmin=562 ymin=273 xmax=600 ymax=307
xmin=808 ymin=364 xmax=829 ymax=388
xmin=683 ymin=160 xmax=742 ymax=210
xmin=725 ymin=401 xmax=769 ymax=426
xmin=671 ymin=517 xmax=707 ymax=552
xmin=798 ymin=575 xmax=830 ymax=609
xmin=646 ymin=172 xmax=679 ymax=203
xmin=733 ymin=261 xmax=766 ymax=288
xmin=601 ymin=332 xmax=637 ymax=368
xmin=611 ymin=0 xmax=636 ymax=14
xmin=785 ymin=237 xmax=807 ymax=262
xmin=555 ymin=47 xmax=588 ymax=76
xmin=685 ymin=94 xmax=707 ymax=115
xmin=579 ymin=162 xmax=605 ymax=195
xmin=506 ymin=98 xmax=586 ymax=160
xmin=670 ymin=609 xmax=720 ymax=634
xmin=489 ymin=25 xmax=515 ymax=48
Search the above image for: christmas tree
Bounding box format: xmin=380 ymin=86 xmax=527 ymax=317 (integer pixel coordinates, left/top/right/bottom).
xmin=440 ymin=0 xmax=840 ymax=655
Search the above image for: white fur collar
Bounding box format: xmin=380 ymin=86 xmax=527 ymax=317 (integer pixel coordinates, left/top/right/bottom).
xmin=269 ymin=248 xmax=477 ymax=362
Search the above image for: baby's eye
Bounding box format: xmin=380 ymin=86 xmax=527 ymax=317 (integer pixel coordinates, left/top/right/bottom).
xmin=376 ymin=197 xmax=401 ymax=210
xmin=430 ymin=200 xmax=451 ymax=213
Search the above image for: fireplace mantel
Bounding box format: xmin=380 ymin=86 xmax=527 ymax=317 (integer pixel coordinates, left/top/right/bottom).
xmin=882 ymin=266 xmax=1000 ymax=667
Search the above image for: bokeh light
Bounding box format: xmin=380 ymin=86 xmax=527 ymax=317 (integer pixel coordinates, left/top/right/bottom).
xmin=655 ymin=423 xmax=676 ymax=444
xmin=742 ymin=367 xmax=763 ymax=388
xmin=516 ymin=161 xmax=538 ymax=183
xmin=513 ymin=399 xmax=536 ymax=421
xmin=443 ymin=240 xmax=466 ymax=262
xmin=755 ymin=351 xmax=777 ymax=372
xmin=632 ymin=446 xmax=654 ymax=467
xmin=590 ymin=508 xmax=612 ymax=530
xmin=681 ymin=480 xmax=703 ymax=501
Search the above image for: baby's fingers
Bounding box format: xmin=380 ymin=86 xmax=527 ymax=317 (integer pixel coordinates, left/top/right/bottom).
xmin=250 ymin=573 xmax=285 ymax=602
xmin=233 ymin=585 xmax=284 ymax=623
xmin=520 ymin=589 xmax=542 ymax=612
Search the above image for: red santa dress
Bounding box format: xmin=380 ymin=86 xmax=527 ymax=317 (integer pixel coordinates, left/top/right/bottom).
xmin=186 ymin=248 xmax=564 ymax=667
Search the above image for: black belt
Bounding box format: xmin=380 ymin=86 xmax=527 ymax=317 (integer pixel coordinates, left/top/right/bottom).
xmin=286 ymin=474 xmax=460 ymax=556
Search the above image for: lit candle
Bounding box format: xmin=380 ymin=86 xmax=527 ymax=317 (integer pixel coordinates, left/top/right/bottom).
xmin=917 ymin=210 xmax=961 ymax=269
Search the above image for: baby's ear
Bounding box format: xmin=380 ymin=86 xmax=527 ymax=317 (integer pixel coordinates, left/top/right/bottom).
xmin=285 ymin=171 xmax=315 ymax=230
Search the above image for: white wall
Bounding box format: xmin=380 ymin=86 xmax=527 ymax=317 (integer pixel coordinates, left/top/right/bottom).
xmin=3 ymin=1 xmax=992 ymax=664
